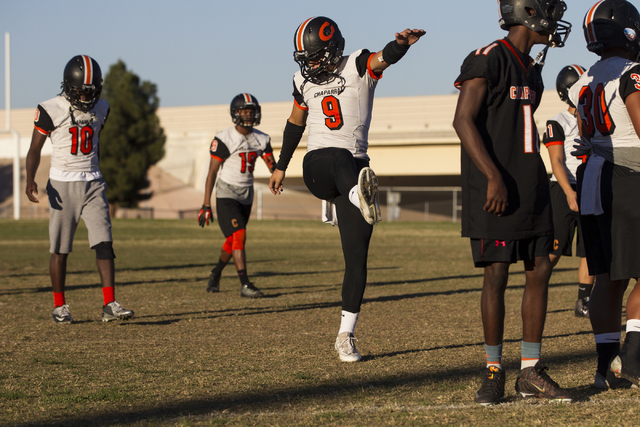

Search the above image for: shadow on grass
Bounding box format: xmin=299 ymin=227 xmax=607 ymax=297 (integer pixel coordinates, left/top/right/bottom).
xmin=13 ymin=349 xmax=606 ymax=427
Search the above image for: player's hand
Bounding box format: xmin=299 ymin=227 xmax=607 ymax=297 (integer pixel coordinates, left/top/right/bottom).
xmin=571 ymin=138 xmax=591 ymax=158
xmin=396 ymin=29 xmax=426 ymax=46
xmin=269 ymin=169 xmax=285 ymax=195
xmin=198 ymin=205 xmax=213 ymax=227
xmin=566 ymin=190 xmax=579 ymax=212
xmin=484 ymin=176 xmax=508 ymax=216
xmin=25 ymin=181 xmax=39 ymax=204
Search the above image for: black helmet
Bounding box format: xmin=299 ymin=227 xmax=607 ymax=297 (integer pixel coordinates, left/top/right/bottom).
xmin=62 ymin=55 xmax=102 ymax=112
xmin=583 ymin=0 xmax=640 ymax=56
xmin=293 ymin=16 xmax=345 ymax=84
xmin=230 ymin=93 xmax=261 ymax=128
xmin=498 ymin=0 xmax=571 ymax=47
xmin=556 ymin=64 xmax=587 ymax=105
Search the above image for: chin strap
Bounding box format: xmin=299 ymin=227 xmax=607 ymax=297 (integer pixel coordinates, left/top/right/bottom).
xmin=532 ymin=45 xmax=549 ymax=67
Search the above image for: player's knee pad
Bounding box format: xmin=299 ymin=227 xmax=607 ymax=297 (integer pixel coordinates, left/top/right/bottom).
xmin=93 ymin=241 xmax=115 ymax=260
xmin=222 ymin=235 xmax=233 ymax=254
xmin=231 ymin=229 xmax=246 ymax=251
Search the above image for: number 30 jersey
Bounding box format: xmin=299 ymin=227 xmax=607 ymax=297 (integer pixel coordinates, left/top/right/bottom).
xmin=34 ymin=95 xmax=110 ymax=182
xmin=292 ymin=49 xmax=381 ymax=161
xmin=569 ymin=56 xmax=640 ymax=171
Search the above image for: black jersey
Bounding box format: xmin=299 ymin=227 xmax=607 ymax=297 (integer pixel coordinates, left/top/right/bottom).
xmin=454 ymin=38 xmax=552 ymax=240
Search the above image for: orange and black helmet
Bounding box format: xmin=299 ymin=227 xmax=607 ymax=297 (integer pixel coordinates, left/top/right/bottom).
xmin=583 ymin=0 xmax=640 ymax=56
xmin=293 ymin=17 xmax=345 ymax=85
xmin=61 ymin=55 xmax=103 ymax=112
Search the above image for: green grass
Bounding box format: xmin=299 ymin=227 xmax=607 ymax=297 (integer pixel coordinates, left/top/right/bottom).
xmin=0 ymin=219 xmax=638 ymax=426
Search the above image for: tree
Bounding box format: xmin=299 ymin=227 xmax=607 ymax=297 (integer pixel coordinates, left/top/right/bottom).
xmin=99 ymin=60 xmax=165 ymax=210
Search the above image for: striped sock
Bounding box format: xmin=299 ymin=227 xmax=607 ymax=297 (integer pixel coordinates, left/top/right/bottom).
xmin=485 ymin=343 xmax=503 ymax=369
xmin=521 ymin=341 xmax=541 ymax=370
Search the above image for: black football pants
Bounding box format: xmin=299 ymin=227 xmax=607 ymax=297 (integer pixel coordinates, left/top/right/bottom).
xmin=303 ymin=147 xmax=373 ymax=313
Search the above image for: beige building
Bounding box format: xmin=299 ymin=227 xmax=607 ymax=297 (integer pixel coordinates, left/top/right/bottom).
xmin=0 ymin=91 xmax=568 ymax=220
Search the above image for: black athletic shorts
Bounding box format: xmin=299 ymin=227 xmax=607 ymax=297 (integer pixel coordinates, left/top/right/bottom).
xmin=470 ymin=235 xmax=553 ymax=268
xmin=216 ymin=198 xmax=252 ymax=238
xmin=577 ymin=162 xmax=640 ymax=280
xmin=549 ymin=181 xmax=586 ymax=257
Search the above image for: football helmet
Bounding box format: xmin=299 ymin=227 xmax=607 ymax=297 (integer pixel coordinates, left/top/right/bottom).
xmin=498 ymin=0 xmax=571 ymax=47
xmin=583 ymin=0 xmax=640 ymax=56
xmin=556 ymin=64 xmax=587 ymax=104
xmin=62 ymin=55 xmax=102 ymax=112
xmin=230 ymin=93 xmax=261 ymax=128
xmin=293 ymin=16 xmax=345 ymax=84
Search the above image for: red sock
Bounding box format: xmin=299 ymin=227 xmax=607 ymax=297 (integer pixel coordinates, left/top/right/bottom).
xmin=53 ymin=292 xmax=65 ymax=307
xmin=102 ymin=287 xmax=115 ymax=306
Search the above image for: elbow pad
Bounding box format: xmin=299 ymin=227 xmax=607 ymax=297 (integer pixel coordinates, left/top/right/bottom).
xmin=276 ymin=121 xmax=306 ymax=171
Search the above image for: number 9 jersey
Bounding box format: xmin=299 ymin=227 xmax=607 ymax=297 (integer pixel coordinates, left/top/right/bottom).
xmin=34 ymin=95 xmax=110 ymax=181
xmin=292 ymin=49 xmax=381 ymax=161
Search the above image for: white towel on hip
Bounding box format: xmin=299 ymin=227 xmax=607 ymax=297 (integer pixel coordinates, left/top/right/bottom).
xmin=580 ymin=154 xmax=606 ymax=216
xmin=322 ymin=200 xmax=338 ymax=226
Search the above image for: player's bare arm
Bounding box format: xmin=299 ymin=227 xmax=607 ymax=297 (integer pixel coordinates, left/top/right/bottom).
xmin=269 ymin=105 xmax=308 ymax=195
xmin=370 ymin=29 xmax=425 ymax=74
xmin=198 ymin=156 xmax=221 ymax=227
xmin=453 ymin=77 xmax=508 ymax=216
xmin=25 ymin=129 xmax=47 ymax=204
xmin=547 ymin=144 xmax=578 ymax=211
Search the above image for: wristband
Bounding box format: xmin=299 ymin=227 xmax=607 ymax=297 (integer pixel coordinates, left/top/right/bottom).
xmin=381 ymin=40 xmax=410 ymax=65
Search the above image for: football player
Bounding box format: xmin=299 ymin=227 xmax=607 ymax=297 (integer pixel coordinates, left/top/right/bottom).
xmin=269 ymin=17 xmax=424 ymax=362
xmin=568 ymin=0 xmax=640 ymax=389
xmin=25 ymin=55 xmax=134 ymax=323
xmin=543 ymin=64 xmax=595 ymax=318
xmin=198 ymin=93 xmax=276 ymax=298
xmin=453 ymin=0 xmax=573 ymax=404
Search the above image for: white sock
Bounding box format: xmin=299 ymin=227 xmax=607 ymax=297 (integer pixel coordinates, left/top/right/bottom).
xmin=627 ymin=319 xmax=640 ymax=333
xmin=339 ymin=310 xmax=359 ymax=335
xmin=348 ymin=185 xmax=360 ymax=209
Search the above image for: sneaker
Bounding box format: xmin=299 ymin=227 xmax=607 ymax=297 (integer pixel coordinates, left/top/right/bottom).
xmin=515 ymin=362 xmax=573 ymax=402
xmin=610 ymin=353 xmax=640 ymax=386
xmin=594 ymin=371 xmax=636 ymax=389
xmin=574 ymin=297 xmax=589 ymax=318
xmin=335 ymin=332 xmax=361 ymax=362
xmin=240 ymin=282 xmax=264 ymax=298
xmin=357 ymin=167 xmax=381 ymax=225
xmin=52 ymin=304 xmax=74 ymax=324
xmin=102 ymin=301 xmax=134 ymax=322
xmin=474 ymin=366 xmax=505 ymax=406
xmin=207 ymin=272 xmax=220 ymax=293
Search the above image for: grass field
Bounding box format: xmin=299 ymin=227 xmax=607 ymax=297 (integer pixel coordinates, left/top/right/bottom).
xmin=1 ymin=219 xmax=639 ymax=426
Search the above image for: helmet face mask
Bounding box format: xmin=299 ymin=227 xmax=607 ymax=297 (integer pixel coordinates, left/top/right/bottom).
xmin=583 ymin=0 xmax=640 ymax=56
xmin=498 ymin=0 xmax=572 ymax=47
xmin=293 ymin=16 xmax=345 ymax=85
xmin=230 ymin=93 xmax=261 ymax=128
xmin=62 ymin=55 xmax=102 ymax=113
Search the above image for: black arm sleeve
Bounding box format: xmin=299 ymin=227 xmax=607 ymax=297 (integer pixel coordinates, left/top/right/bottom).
xmin=381 ymin=40 xmax=410 ymax=65
xmin=276 ymin=121 xmax=306 ymax=171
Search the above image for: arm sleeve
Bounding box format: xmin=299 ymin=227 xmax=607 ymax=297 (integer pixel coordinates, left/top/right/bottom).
xmin=276 ymin=121 xmax=305 ymax=171
xmin=261 ymin=140 xmax=276 ymax=171
xmin=620 ymin=64 xmax=640 ymax=102
xmin=543 ymin=120 xmax=565 ymax=147
xmin=34 ymin=105 xmax=55 ymax=135
xmin=209 ymin=137 xmax=230 ymax=161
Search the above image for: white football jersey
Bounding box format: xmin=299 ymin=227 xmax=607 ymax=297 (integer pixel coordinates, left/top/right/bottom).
xmin=543 ymin=110 xmax=584 ymax=184
xmin=569 ymin=56 xmax=640 ymax=171
xmin=293 ymin=49 xmax=381 ymax=160
xmin=34 ymin=95 xmax=110 ymax=181
xmin=209 ymin=126 xmax=273 ymax=189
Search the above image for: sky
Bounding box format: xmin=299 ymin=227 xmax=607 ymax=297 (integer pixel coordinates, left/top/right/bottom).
xmin=0 ymin=0 xmax=601 ymax=112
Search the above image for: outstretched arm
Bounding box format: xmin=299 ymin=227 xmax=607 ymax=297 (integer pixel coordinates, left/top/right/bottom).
xmin=269 ymin=104 xmax=308 ymax=195
xmin=25 ymin=129 xmax=47 ymax=204
xmin=453 ymin=77 xmax=508 ymax=216
xmin=369 ymin=28 xmax=425 ymax=75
